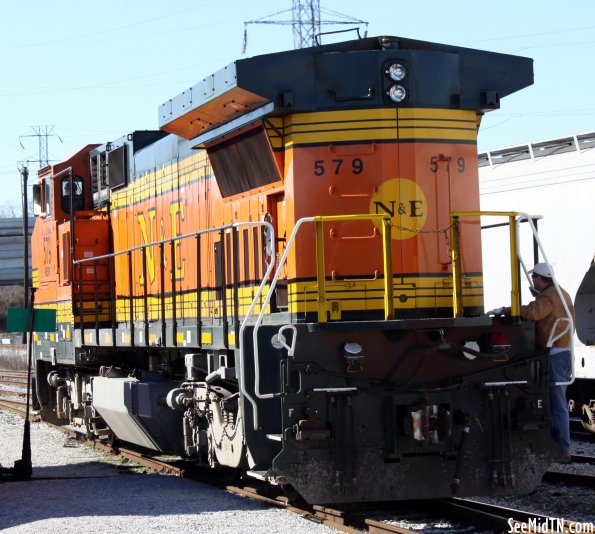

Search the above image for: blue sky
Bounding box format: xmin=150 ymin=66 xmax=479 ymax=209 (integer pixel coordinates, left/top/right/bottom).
xmin=1 ymin=0 xmax=594 ymax=209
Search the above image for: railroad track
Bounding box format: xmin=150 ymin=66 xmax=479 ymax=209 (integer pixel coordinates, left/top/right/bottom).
xmin=4 ymin=407 xmax=593 ymax=534
xmin=0 ymin=370 xmax=28 ymax=378
xmin=425 ymin=498 xmax=584 ymax=533
xmin=542 ymin=453 xmax=595 ymax=488
xmin=0 ymin=369 xmax=37 ymax=420
xmin=0 ymin=402 xmax=549 ymax=533
xmin=0 ymin=369 xmax=30 ymax=389
xmin=0 ymin=397 xmax=40 ymax=421
xmin=1 ymin=370 xmax=594 ymax=533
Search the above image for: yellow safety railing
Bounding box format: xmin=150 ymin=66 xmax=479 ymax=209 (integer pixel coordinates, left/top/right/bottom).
xmin=314 ymin=214 xmax=393 ymax=322
xmin=242 ymin=213 xmax=392 ymax=429
xmin=450 ymin=211 xmax=521 ymax=318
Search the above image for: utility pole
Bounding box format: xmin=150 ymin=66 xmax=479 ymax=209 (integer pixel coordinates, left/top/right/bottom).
xmin=17 ymin=125 xmax=57 ymax=302
xmin=243 ymin=0 xmax=367 ymax=53
xmin=20 ymin=166 xmax=29 ymax=306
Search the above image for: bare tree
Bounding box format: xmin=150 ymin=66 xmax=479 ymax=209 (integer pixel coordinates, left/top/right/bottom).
xmin=0 ymin=202 xmax=22 ymax=218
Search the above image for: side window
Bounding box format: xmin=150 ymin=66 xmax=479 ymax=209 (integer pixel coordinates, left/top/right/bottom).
xmin=32 ymin=184 xmax=43 ymax=216
xmin=45 ymin=181 xmax=52 ymax=216
xmin=61 ymin=176 xmax=84 ymax=214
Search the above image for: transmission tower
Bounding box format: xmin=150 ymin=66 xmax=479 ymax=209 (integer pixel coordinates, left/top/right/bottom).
xmin=243 ymin=1 xmax=367 ymax=53
xmin=292 ymin=0 xmax=320 ymax=49
xmin=18 ymin=125 xmax=61 ymax=169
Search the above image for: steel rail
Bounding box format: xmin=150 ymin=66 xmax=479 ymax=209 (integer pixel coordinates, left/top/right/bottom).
xmin=2 ymin=401 xmax=591 ymax=532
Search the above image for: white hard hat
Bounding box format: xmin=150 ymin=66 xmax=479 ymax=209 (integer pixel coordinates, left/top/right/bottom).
xmin=529 ymin=262 xmax=554 ymax=278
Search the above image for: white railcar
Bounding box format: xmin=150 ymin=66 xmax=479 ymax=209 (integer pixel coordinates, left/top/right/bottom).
xmin=479 ymin=132 xmax=595 ymax=433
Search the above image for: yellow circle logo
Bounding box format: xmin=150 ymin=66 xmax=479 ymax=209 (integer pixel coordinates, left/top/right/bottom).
xmin=370 ymin=178 xmax=427 ymax=240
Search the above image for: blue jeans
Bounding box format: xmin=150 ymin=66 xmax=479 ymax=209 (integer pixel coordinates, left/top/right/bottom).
xmin=549 ymin=350 xmax=571 ymax=453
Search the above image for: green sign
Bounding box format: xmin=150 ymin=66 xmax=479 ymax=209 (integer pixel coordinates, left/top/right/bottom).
xmin=7 ymin=308 xmax=57 ymax=333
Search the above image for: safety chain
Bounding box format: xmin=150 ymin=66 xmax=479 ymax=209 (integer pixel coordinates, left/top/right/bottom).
xmin=391 ymin=222 xmax=455 ymax=255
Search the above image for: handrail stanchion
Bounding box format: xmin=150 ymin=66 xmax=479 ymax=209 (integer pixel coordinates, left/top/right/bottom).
xmin=127 ymin=251 xmax=134 ymax=347
xmin=159 ymin=242 xmax=166 ymax=344
xmin=93 ymin=258 xmax=99 ymax=341
xmin=196 ymin=234 xmax=202 ymax=346
xmin=219 ymin=228 xmax=228 ymax=348
xmin=109 ymin=253 xmax=116 ymax=345
xmin=382 ymin=216 xmax=394 ymax=320
xmin=79 ymin=263 xmax=84 ymax=345
xmin=142 ymin=247 xmax=149 ymax=346
xmin=315 ymin=220 xmax=327 ymax=323
xmin=232 ymin=226 xmax=240 ymax=346
xmin=450 ymin=215 xmax=463 ymax=318
xmin=509 ymin=214 xmax=521 ymax=317
xmin=171 ymin=240 xmax=177 ymax=346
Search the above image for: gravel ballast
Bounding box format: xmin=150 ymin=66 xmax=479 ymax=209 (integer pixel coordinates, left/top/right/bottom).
xmin=1 ymin=409 xmax=594 ymax=532
xmin=0 ymin=411 xmax=336 ymax=533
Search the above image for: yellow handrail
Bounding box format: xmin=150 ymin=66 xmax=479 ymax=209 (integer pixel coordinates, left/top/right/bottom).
xmin=450 ymin=211 xmax=521 ymax=318
xmin=313 ymin=214 xmax=393 ymax=322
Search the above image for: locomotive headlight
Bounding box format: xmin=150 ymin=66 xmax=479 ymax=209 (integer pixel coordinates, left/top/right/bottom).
xmin=386 ymin=63 xmax=406 ymax=81
xmin=388 ymin=84 xmax=407 ymax=103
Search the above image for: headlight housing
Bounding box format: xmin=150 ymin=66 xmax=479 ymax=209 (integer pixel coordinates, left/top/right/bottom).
xmin=386 ymin=63 xmax=407 ymax=81
xmin=387 ymin=85 xmax=407 ymax=103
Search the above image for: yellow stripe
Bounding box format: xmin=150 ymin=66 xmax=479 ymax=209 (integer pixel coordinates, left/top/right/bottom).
xmin=37 ymin=272 xmax=482 ymax=328
xmin=113 ymin=286 xmax=271 ymax=322
xmin=34 ymin=299 xmax=112 ymax=325
xmin=397 ymin=108 xmax=475 ymax=121
xmin=289 ymin=109 xmax=396 ymax=123
xmin=105 ymin=274 xmax=482 ymax=322
xmin=287 ymin=275 xmax=483 ymax=316
xmin=110 ymin=151 xmax=209 ymax=210
xmin=285 ymin=118 xmax=473 ymax=134
xmin=109 ymin=109 xmax=476 ymax=209
xmin=285 ymin=124 xmax=476 ymax=145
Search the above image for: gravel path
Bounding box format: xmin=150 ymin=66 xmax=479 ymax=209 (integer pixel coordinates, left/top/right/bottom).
xmin=0 ymin=411 xmax=336 ymax=533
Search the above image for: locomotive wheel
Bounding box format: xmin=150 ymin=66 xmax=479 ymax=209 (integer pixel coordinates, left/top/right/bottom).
xmin=39 ymin=405 xmax=62 ymax=426
xmin=207 ymin=386 xmax=246 ymax=469
xmin=281 ymin=484 xmax=300 ymax=503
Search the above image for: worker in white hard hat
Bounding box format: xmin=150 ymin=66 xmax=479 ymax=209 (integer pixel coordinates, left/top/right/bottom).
xmin=521 ymin=262 xmax=576 ymax=463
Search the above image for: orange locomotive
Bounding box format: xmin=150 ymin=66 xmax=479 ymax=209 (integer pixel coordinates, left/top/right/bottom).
xmin=31 ymin=36 xmax=557 ymax=503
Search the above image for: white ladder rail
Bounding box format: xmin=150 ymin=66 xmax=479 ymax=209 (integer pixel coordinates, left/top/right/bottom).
xmin=236 ymin=220 xmax=276 ymax=432
xmin=516 ymin=214 xmax=575 ymax=386
xmin=239 ymin=218 xmax=313 ymax=431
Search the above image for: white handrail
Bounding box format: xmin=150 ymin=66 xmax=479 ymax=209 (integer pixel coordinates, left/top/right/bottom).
xmin=236 ymin=221 xmax=276 ymax=433
xmin=547 ymin=317 xmax=571 ymax=348
xmin=516 ymin=214 xmax=575 ymax=386
xmin=241 ymin=217 xmax=314 ymax=430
